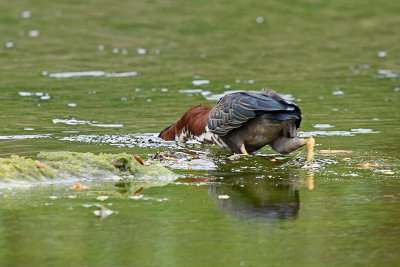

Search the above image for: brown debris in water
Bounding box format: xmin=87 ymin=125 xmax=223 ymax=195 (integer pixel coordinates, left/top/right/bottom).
xmin=359 ymin=163 xmax=379 ymax=168
xmin=133 ymin=187 xmax=143 ymax=196
xmin=111 ymin=161 xmax=124 ymax=167
xmin=35 ymin=161 xmax=45 ymax=168
xmin=133 ymin=155 xmax=145 ymax=165
xmin=72 ymin=182 xmax=90 ymax=190
xmin=133 ymin=155 xmax=151 ymax=166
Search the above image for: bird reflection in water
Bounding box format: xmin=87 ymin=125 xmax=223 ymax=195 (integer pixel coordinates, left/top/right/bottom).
xmin=207 ymin=179 xmax=299 ymax=219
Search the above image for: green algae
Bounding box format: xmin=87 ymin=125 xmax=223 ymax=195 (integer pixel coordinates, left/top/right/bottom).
xmin=0 ymin=152 xmax=176 ymax=184
xmin=0 ymin=155 xmax=56 ymax=184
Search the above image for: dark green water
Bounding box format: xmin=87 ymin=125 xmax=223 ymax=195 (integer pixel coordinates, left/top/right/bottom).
xmin=1 ymin=0 xmax=400 ymax=266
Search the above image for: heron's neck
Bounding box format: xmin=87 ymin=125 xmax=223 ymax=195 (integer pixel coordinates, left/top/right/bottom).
xmin=159 ymin=105 xmax=211 ymax=141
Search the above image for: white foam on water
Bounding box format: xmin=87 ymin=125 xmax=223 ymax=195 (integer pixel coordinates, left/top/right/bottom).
xmin=58 ymin=133 xmax=164 ymax=147
xmin=40 ymin=95 xmax=51 ymax=100
xmin=104 ymin=71 xmax=138 ymax=77
xmin=46 ymin=71 xmax=138 ymax=79
xmin=300 ymin=128 xmax=379 ymax=138
xmin=192 ymin=80 xmax=210 ymax=86
xmin=332 ymin=90 xmax=344 ymax=96
xmin=179 ymin=89 xmax=296 ymax=102
xmin=21 ymin=11 xmax=31 ymax=19
xmin=18 ymin=92 xmax=33 ymax=96
xmin=88 ymin=123 xmax=124 ymax=128
xmin=5 ymin=42 xmax=14 ymax=48
xmin=377 ymin=51 xmax=387 ymax=58
xmin=179 ymin=89 xmax=204 ymax=94
xmin=28 ymin=30 xmax=39 ymax=38
xmin=350 ymin=128 xmax=379 ymax=134
xmin=52 ymin=118 xmax=87 ymax=125
xmin=128 ymin=195 xmax=169 ymax=202
xmin=313 ymin=124 xmax=335 ymax=129
xmin=255 ymin=16 xmax=264 ymax=23
xmin=0 ymin=134 xmax=52 ymax=140
xmin=137 ymin=48 xmax=147 ymax=55
xmin=52 ymin=118 xmax=123 ymax=128
xmin=374 ymin=70 xmax=400 ymax=79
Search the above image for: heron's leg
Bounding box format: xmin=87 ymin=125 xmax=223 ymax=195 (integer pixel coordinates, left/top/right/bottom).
xmin=270 ymin=137 xmax=307 ymax=154
xmin=239 ymin=144 xmax=249 ymax=155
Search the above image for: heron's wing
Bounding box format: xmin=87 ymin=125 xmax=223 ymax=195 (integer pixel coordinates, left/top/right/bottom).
xmin=208 ymin=92 xmax=301 ymax=136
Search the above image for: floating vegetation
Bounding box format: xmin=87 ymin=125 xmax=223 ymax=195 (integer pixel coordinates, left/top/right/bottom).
xmin=44 ymin=71 xmax=139 ymax=79
xmin=0 ymin=152 xmax=177 ymax=186
xmin=0 ymin=156 xmax=56 ymax=184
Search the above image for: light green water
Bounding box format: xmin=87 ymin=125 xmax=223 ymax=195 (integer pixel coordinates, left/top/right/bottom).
xmin=1 ymin=0 xmax=399 ymax=266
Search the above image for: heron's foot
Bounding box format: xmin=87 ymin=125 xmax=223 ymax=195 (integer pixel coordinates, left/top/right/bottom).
xmin=306 ymin=137 xmax=315 ymax=162
xmin=229 ymin=153 xmax=249 ymax=160
xmin=229 ymin=144 xmax=249 ymax=159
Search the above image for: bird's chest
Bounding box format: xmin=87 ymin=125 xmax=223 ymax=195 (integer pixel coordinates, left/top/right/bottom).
xmin=190 ymin=127 xmax=229 ymax=149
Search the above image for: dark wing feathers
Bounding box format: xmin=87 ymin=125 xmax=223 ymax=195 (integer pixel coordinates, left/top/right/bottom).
xmin=208 ymin=91 xmax=302 ymax=136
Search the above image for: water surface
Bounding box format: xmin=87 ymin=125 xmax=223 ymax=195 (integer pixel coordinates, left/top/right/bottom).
xmin=1 ymin=0 xmax=399 ymax=266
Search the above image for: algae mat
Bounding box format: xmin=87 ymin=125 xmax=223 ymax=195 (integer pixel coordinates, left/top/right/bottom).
xmin=0 ymin=151 xmax=176 ymax=185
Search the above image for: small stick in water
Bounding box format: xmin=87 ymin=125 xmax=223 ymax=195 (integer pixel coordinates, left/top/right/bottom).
xmin=157 ymin=152 xmax=179 ymax=161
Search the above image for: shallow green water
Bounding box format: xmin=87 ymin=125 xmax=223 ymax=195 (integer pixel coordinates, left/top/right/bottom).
xmin=1 ymin=0 xmax=400 ymax=266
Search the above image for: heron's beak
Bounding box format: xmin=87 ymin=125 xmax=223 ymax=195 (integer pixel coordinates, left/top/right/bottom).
xmin=306 ymin=137 xmax=315 ymax=162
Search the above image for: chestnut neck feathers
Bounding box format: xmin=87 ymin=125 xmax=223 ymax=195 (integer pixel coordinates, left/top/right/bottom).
xmin=158 ymin=105 xmax=211 ymax=141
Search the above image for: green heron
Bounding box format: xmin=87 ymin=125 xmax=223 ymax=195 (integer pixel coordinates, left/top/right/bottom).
xmin=159 ymin=90 xmax=314 ymax=160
